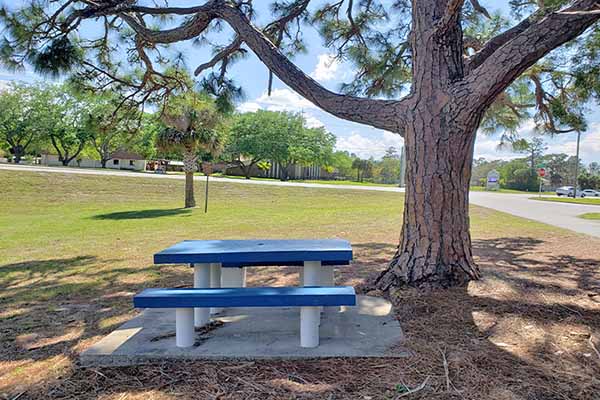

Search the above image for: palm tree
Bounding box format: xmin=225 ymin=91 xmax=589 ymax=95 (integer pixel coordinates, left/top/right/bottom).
xmin=157 ymin=94 xmax=223 ymax=208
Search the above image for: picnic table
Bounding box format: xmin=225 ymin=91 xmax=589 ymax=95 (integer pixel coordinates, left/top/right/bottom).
xmin=153 ymin=239 xmax=353 ymax=327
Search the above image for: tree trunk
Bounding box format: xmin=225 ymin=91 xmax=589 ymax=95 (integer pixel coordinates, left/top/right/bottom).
xmin=101 ymin=159 xmax=108 ymax=168
xmin=183 ymin=149 xmax=197 ymax=208
xmin=12 ymin=146 xmax=23 ymax=164
xmin=376 ymin=104 xmax=482 ymax=289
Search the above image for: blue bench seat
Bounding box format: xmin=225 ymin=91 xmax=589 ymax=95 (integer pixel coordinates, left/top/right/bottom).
xmin=133 ymin=286 xmax=356 ymax=348
xmin=134 ymin=286 xmax=356 ymax=308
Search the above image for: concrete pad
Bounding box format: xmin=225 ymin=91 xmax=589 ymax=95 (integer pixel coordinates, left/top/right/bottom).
xmin=81 ymin=295 xmax=406 ymax=366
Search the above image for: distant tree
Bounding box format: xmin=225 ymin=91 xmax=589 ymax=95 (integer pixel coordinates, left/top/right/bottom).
xmin=589 ymin=162 xmax=600 ymax=176
xmin=329 ymin=151 xmax=354 ymax=179
xmin=500 ymin=159 xmax=538 ymax=191
xmin=157 ymin=93 xmax=223 ymax=208
xmin=42 ymin=85 xmax=91 ymax=166
xmin=0 ymin=83 xmax=44 ymax=163
xmin=378 ymin=148 xmax=402 ymax=184
xmin=84 ymin=93 xmax=142 ymax=168
xmin=244 ymin=111 xmax=335 ymax=181
xmin=352 ymin=158 xmax=374 ymax=182
xmin=226 ymin=110 xmax=279 ymax=179
xmin=505 ymin=137 xmax=547 ymax=171
xmin=578 ymin=171 xmax=600 ymax=190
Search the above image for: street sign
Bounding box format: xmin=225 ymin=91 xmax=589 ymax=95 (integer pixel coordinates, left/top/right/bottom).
xmin=537 ymin=168 xmax=546 ymax=177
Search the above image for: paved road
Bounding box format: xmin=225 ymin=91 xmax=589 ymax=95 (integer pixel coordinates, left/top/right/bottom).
xmin=469 ymin=191 xmax=600 ymax=237
xmin=2 ymin=163 xmax=599 ymax=237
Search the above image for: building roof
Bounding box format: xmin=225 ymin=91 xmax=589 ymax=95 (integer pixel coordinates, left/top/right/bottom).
xmin=110 ymin=150 xmax=145 ymax=160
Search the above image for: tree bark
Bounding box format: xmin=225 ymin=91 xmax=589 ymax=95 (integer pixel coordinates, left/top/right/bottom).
xmin=376 ymin=107 xmax=481 ymax=289
xmin=183 ymin=149 xmax=197 ymax=208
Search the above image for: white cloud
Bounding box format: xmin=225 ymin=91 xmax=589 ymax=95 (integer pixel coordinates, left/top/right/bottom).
xmin=310 ymin=54 xmax=341 ymax=82
xmin=336 ymin=131 xmax=403 ymax=159
xmin=304 ymin=115 xmax=325 ymax=128
xmin=237 ymin=101 xmax=261 ymax=113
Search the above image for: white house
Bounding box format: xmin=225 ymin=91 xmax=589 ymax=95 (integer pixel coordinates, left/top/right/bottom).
xmin=41 ymin=150 xmax=147 ymax=171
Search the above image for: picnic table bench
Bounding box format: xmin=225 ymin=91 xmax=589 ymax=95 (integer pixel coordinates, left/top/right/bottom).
xmin=134 ymin=286 xmax=356 ymax=348
xmin=136 ymin=239 xmax=355 ymax=348
xmin=153 ymin=239 xmax=353 ymax=326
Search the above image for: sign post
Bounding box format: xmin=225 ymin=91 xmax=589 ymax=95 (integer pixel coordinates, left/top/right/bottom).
xmin=537 ymin=166 xmax=546 ymax=197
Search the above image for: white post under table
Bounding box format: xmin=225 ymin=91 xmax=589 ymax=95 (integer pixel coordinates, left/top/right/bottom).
xmin=210 ymin=263 xmax=222 ymax=314
xmin=192 ymin=263 xmax=211 ymax=327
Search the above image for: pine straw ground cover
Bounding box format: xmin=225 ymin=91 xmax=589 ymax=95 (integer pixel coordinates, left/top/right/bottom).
xmin=1 ymin=170 xmax=599 ymax=400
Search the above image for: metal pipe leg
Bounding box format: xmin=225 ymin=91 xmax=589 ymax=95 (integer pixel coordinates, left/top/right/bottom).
xmin=300 ymin=306 xmax=320 ymax=348
xmin=210 ymin=263 xmax=222 ymax=314
xmin=304 ymin=261 xmax=323 ymax=315
xmin=193 ymin=263 xmax=211 ymax=327
xmin=303 ymin=261 xmax=321 ymax=286
xmin=221 ymin=267 xmax=245 ymax=287
xmin=175 ymin=308 xmax=194 ymax=348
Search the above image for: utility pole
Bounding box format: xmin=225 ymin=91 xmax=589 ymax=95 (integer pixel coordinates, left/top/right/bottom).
xmin=574 ymin=130 xmax=581 ymax=197
xmin=399 ymin=145 xmax=406 ymax=188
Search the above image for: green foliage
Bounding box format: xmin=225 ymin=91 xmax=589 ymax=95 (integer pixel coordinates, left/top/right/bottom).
xmin=28 ymin=36 xmax=83 ymax=78
xmin=578 ymin=171 xmax=600 ymax=190
xmin=226 ymin=110 xmax=335 ymax=179
xmin=0 ymin=82 xmax=46 ymax=162
xmin=500 ymin=159 xmax=539 ymax=191
xmin=158 ymin=92 xmax=224 ymax=156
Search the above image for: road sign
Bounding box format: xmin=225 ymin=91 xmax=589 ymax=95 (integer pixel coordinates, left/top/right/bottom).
xmin=537 ymin=168 xmax=546 ymax=177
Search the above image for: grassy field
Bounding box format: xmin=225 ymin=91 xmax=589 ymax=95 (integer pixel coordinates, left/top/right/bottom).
xmin=1 ymin=170 xmax=599 ymax=399
xmin=579 ymin=212 xmax=600 ymax=220
xmin=529 ymin=196 xmax=600 ymax=205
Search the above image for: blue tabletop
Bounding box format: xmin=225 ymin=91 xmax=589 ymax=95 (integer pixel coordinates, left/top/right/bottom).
xmin=154 ymin=239 xmax=352 ymax=266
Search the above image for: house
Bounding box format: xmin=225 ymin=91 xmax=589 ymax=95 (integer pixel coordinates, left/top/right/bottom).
xmin=41 ymin=150 xmax=147 ymax=171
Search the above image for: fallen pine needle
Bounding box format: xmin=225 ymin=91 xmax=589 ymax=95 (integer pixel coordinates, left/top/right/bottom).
xmin=395 ymin=376 xmax=430 ymax=399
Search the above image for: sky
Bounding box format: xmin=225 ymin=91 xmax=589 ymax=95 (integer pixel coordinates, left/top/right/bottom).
xmin=0 ymin=1 xmax=598 ymax=164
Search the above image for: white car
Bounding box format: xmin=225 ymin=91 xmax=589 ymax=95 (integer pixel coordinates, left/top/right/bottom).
xmin=582 ymin=189 xmax=600 ymax=197
xmin=556 ymin=186 xmax=585 ymax=197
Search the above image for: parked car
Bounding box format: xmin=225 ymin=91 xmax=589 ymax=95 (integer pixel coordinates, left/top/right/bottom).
xmin=556 ymin=186 xmax=585 ymax=197
xmin=582 ymin=189 xmax=600 ymax=197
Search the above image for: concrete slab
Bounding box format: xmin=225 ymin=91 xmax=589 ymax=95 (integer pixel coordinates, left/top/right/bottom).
xmin=81 ymin=295 xmax=405 ymax=366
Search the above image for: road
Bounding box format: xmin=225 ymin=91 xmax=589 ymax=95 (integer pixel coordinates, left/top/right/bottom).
xmin=2 ymin=163 xmax=599 ymax=237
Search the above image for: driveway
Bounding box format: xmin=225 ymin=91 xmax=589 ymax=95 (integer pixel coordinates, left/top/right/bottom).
xmin=2 ymin=163 xmax=599 ymax=237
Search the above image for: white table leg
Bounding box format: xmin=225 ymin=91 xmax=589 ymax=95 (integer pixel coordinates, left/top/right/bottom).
xmin=193 ymin=263 xmax=211 ymax=327
xmin=222 ymin=267 xmax=245 ymax=287
xmin=210 ymin=263 xmax=222 ymax=314
xmin=303 ymin=261 xmax=321 ymax=286
xmin=300 ymin=306 xmax=320 ymax=348
xmin=175 ymin=308 xmax=194 ymax=347
xmin=322 ymin=266 xmax=335 ymax=286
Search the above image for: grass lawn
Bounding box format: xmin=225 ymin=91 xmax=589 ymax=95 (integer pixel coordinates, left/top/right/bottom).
xmin=579 ymin=213 xmax=600 ymax=220
xmin=529 ymin=196 xmax=600 ymax=206
xmin=469 ymin=186 xmax=555 ymax=195
xmin=1 ymin=170 xmax=599 ymax=399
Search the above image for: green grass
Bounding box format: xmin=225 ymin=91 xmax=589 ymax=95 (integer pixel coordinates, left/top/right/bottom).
xmin=578 ymin=213 xmax=600 ymax=220
xmin=0 ymin=169 xmax=573 ymax=392
xmin=529 ymin=196 xmax=600 ymax=206
xmin=469 ymin=186 xmax=554 ymax=195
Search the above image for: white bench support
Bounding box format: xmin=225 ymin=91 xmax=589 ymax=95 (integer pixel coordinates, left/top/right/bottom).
xmin=300 ymin=306 xmax=320 ymax=348
xmin=222 ymin=267 xmax=246 ymax=287
xmin=210 ymin=263 xmax=222 ymax=314
xmin=175 ymin=308 xmax=195 ymax=348
xmin=303 ymin=261 xmax=321 ymax=286
xmin=193 ymin=263 xmax=211 ymax=327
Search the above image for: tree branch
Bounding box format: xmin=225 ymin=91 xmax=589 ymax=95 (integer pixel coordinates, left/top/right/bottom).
xmin=462 ymin=0 xmax=600 ymax=110
xmin=215 ymin=3 xmax=406 ymax=133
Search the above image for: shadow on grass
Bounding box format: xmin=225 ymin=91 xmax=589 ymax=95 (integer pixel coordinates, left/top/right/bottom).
xmin=92 ymin=208 xmax=192 ymax=220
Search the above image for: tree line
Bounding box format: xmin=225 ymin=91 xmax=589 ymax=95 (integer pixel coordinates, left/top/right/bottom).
xmin=0 ymin=82 xmax=406 ymax=185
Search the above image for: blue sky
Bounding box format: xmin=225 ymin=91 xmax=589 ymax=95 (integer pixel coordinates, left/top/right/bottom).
xmin=0 ymin=1 xmax=598 ymax=163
